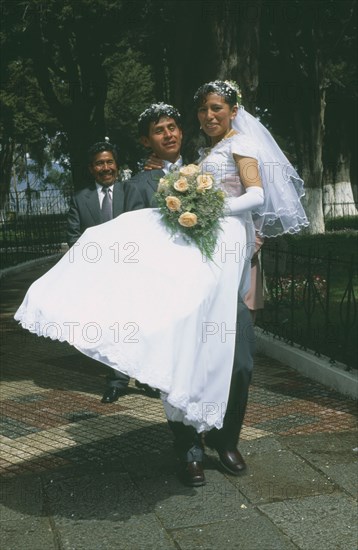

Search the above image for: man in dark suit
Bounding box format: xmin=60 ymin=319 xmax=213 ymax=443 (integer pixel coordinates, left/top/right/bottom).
xmin=67 ymin=141 xmax=157 ymax=403
xmin=67 ymin=141 xmax=138 ymax=246
xmin=126 ymin=104 xmax=254 ymax=487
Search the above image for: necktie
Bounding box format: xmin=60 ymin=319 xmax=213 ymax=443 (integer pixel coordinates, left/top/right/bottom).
xmin=169 ymin=163 xmax=179 ymax=173
xmin=101 ymin=187 xmax=113 ymax=222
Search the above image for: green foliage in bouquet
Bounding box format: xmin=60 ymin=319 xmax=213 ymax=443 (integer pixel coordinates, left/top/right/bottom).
xmin=154 ymin=164 xmax=226 ymax=260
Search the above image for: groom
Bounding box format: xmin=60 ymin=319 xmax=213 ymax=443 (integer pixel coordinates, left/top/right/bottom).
xmin=126 ymin=102 xmax=184 ymax=208
xmin=126 ymin=103 xmax=255 ymax=487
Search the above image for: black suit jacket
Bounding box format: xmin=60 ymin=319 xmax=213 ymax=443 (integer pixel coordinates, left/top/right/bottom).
xmin=66 ymin=180 xmax=143 ymax=247
xmin=125 ymin=169 xmax=165 ymax=210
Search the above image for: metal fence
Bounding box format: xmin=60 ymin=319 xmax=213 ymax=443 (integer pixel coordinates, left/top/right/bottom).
xmin=1 ymin=190 xmax=357 ymax=370
xmin=4 ymin=188 xmax=72 ymax=216
xmin=0 ymin=190 xmax=71 ymax=268
xmin=257 ymin=242 xmax=358 ymax=370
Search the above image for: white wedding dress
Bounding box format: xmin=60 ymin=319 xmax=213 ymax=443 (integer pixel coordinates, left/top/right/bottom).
xmin=14 ymin=135 xmax=256 ymax=432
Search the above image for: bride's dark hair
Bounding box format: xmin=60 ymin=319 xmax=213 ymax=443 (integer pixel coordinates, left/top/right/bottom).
xmin=194 ymin=81 xmax=238 ymax=108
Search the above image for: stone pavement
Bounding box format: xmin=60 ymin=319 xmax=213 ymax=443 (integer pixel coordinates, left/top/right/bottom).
xmin=0 ymin=258 xmax=357 ymax=550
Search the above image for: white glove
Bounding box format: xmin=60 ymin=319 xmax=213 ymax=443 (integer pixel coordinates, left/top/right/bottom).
xmin=225 ymin=186 xmax=264 ymax=216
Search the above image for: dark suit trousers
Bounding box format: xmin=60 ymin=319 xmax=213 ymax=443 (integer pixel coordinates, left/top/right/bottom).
xmin=106 ymin=370 xmax=130 ymax=389
xmin=168 ymin=296 xmax=254 ymax=460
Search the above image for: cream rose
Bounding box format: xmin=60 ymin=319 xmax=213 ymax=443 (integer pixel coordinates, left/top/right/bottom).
xmin=158 ymin=177 xmax=169 ymax=192
xmin=173 ymin=177 xmax=189 ymax=192
xmin=196 ymin=174 xmax=213 ymax=191
xmin=179 ymin=164 xmax=200 ymax=177
xmin=178 ymin=212 xmax=198 ymax=227
xmin=165 ymin=196 xmax=181 ymax=211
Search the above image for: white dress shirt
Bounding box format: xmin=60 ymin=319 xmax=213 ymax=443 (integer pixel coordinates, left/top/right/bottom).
xmin=162 ymin=157 xmax=183 ymax=175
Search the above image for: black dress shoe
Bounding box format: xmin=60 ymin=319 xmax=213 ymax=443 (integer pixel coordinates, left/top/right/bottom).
xmin=101 ymin=387 xmax=127 ymax=403
xmin=134 ymin=380 xmax=160 ymax=398
xmin=180 ymin=461 xmax=206 ymax=487
xmin=218 ymin=449 xmax=246 ymax=475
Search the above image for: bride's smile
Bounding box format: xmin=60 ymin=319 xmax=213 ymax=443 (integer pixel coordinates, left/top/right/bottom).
xmin=197 ymin=93 xmax=238 ymax=145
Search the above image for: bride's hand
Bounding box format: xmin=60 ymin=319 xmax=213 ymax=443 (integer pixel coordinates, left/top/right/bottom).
xmin=144 ymin=153 xmax=164 ymax=171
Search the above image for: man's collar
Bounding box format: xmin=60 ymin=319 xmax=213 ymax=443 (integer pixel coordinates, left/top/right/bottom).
xmin=96 ymin=182 xmax=115 ymax=192
xmin=163 ymin=156 xmax=183 ymax=174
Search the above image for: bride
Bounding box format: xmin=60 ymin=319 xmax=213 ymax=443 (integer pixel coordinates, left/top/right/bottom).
xmin=14 ymin=80 xmax=308 ymax=484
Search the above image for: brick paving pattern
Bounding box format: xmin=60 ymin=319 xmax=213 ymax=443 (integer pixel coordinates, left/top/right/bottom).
xmin=1 ymin=259 xmax=356 ymax=479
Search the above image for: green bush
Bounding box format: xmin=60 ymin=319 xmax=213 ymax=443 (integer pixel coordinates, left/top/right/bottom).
xmin=325 ymin=216 xmax=358 ymax=231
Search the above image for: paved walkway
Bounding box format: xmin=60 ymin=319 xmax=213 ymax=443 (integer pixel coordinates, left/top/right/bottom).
xmin=1 ymin=258 xmax=357 ymax=550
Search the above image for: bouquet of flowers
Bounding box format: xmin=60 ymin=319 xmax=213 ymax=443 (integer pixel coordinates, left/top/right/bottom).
xmin=154 ymin=164 xmax=226 ymax=260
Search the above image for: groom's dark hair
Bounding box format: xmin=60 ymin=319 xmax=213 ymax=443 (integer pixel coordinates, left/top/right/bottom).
xmin=138 ymin=103 xmax=182 ymax=137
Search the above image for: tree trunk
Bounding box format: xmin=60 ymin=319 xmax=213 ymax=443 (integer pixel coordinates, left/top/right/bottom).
xmin=167 ymin=2 xmax=218 ymax=111
xmin=323 ymin=92 xmax=357 ymax=218
xmin=0 ymin=137 xmax=14 ymax=212
xmin=323 ymin=151 xmax=357 ymax=219
xmin=294 ymin=85 xmax=326 ymax=234
xmin=229 ymin=0 xmax=261 ymax=114
xmin=297 ymin=93 xmax=325 ymax=234
xmin=288 ymin=16 xmax=326 ymax=234
xmin=259 ymin=1 xmax=329 ymax=235
xmin=167 ymin=0 xmax=262 ymax=161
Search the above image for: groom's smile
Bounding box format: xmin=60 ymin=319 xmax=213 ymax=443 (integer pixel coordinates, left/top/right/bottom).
xmin=141 ymin=116 xmax=183 ymax=163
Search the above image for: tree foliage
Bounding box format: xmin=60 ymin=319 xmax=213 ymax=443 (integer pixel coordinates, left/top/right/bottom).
xmin=1 ymin=0 xmax=356 ymax=232
xmin=104 ymin=46 xmax=155 ymax=169
xmin=0 ymin=55 xmax=58 ymax=207
xmin=1 ymin=0 xmax=149 ymax=189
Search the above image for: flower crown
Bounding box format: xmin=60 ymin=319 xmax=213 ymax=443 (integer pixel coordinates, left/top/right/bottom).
xmin=193 ymin=80 xmax=242 ymax=106
xmin=223 ymin=80 xmax=242 ymax=105
xmin=138 ymin=102 xmax=181 ymax=123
